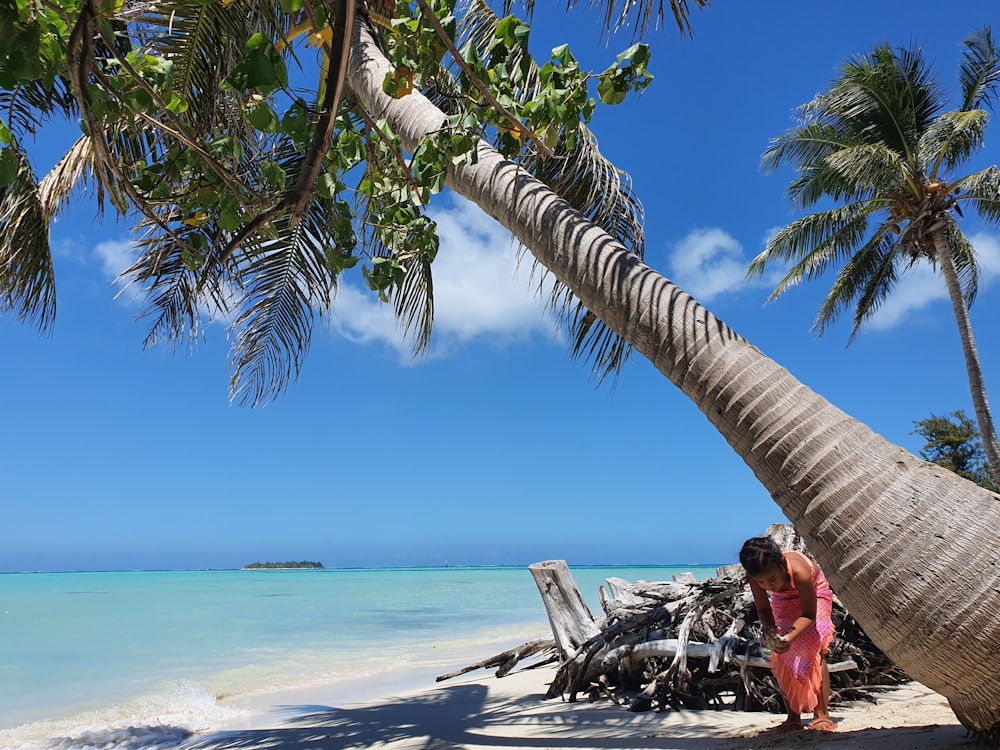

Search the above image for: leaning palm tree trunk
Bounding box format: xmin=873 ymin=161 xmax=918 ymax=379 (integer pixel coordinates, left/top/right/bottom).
xmin=933 ymin=228 xmax=1000 ymax=475
xmin=347 ymin=19 xmax=1000 ymax=734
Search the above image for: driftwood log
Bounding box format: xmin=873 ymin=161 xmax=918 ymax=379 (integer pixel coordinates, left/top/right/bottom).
xmin=438 ymin=525 xmax=909 ymax=714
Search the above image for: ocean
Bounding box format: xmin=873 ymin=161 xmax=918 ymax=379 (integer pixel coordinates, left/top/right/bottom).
xmin=0 ymin=564 xmax=720 ymax=750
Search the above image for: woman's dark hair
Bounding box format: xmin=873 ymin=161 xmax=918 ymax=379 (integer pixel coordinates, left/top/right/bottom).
xmin=739 ymin=537 xmax=783 ymax=576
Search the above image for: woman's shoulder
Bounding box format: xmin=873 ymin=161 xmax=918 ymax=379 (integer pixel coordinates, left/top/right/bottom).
xmin=782 ymin=549 xmax=817 ymax=576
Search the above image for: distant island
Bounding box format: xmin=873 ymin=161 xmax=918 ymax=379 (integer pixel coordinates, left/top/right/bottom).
xmin=243 ymin=561 xmax=325 ymax=569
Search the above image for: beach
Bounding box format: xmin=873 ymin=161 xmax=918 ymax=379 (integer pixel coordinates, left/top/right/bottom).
xmin=189 ymin=663 xmax=969 ymax=750
xmin=0 ymin=566 xmax=974 ymax=750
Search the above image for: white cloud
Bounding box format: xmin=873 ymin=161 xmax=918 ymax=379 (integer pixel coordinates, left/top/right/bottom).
xmin=667 ymin=227 xmax=759 ymax=302
xmin=329 ymin=195 xmax=557 ymax=357
xmin=866 ymin=231 xmax=1000 ymax=331
xmin=865 ymin=261 xmax=944 ymax=330
xmin=92 ymin=239 xmax=145 ymax=306
xmin=93 ymin=239 xmax=132 ymax=280
xmin=970 ymin=231 xmax=1000 ymax=283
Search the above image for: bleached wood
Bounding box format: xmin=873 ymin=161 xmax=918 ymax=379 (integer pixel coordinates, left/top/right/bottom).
xmin=529 ymin=560 xmax=601 ymax=660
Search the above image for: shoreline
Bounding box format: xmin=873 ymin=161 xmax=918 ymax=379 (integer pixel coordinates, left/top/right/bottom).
xmin=192 ymin=664 xmax=970 ymax=750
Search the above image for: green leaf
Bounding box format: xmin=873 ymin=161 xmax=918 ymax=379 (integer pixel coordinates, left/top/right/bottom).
xmin=315 ymin=172 xmax=339 ymax=199
xmin=597 ymin=71 xmax=627 ymax=105
xmin=551 ymin=44 xmax=573 ymax=67
xmin=0 ymin=147 xmax=18 ymax=187
xmin=259 ymin=160 xmax=287 ymax=188
xmin=218 ymin=208 xmax=241 ymax=232
xmin=326 ymin=248 xmax=359 ymax=274
xmin=165 ymin=93 xmax=188 ymax=114
xmin=280 ymin=100 xmax=312 ymax=149
xmin=247 ymin=101 xmax=280 ymax=132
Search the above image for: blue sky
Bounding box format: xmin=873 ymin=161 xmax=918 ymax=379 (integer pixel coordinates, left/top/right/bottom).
xmin=3 ymin=1 xmax=999 ymax=572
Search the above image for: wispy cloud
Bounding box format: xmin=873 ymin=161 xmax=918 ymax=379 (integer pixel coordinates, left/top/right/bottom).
xmin=667 ymin=227 xmax=769 ymax=302
xmin=866 ymin=231 xmax=1000 ymax=330
xmin=329 ymin=195 xmax=557 ymax=357
xmin=92 ymin=239 xmax=146 ymax=306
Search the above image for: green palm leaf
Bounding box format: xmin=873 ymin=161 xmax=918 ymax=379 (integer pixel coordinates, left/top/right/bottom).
xmin=833 ymin=44 xmax=942 ymax=161
xmin=0 ymin=148 xmax=55 ymax=331
xmin=821 ymin=143 xmax=905 ymax=199
xmin=959 ymin=26 xmax=1000 ymax=111
xmin=749 ymin=204 xmax=873 ymax=294
xmin=956 ymin=166 xmax=1000 ymax=222
xmin=229 ymin=207 xmax=335 ymax=407
xmin=823 ymin=226 xmax=898 ymax=339
xmin=921 ymin=110 xmax=989 ymax=178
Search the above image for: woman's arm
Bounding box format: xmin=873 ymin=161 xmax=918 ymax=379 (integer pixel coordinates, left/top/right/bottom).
xmin=749 ymin=578 xmax=776 ymax=630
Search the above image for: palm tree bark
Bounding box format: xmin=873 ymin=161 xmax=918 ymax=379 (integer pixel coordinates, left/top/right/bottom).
xmin=933 ymin=227 xmax=1000 ymax=478
xmin=347 ymin=18 xmax=1000 ymax=734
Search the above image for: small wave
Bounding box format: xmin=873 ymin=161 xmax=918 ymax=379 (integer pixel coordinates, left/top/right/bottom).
xmin=45 ymin=725 xmax=192 ymax=750
xmin=1 ymin=680 xmax=251 ymax=750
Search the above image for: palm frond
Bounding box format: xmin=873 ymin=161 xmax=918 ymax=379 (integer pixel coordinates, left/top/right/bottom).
xmin=130 ymin=219 xmax=222 ymax=353
xmin=748 ymin=203 xmax=873 ymax=294
xmin=820 ymin=143 xmax=904 ymax=199
xmin=0 ymin=147 xmax=56 ymax=331
xmin=820 ymin=226 xmax=898 ymax=341
xmin=763 ymin=121 xmax=874 ymax=207
xmin=128 ymin=0 xmax=286 ymax=131
xmin=0 ymin=79 xmax=75 ymax=138
xmin=831 ymin=42 xmax=943 ymax=161
xmin=229 ymin=207 xmax=334 ymax=407
xmin=388 ymin=235 xmax=436 ymax=354
xmin=954 ymin=166 xmax=1000 ymax=223
xmin=37 ymin=136 xmax=95 ymax=219
xmin=761 ymin=120 xmax=850 ymax=172
xmin=959 ymin=26 xmax=1000 ymax=112
xmin=921 ymin=110 xmax=989 ymax=178
xmin=559 ymin=297 xmax=631 ymax=385
xmin=562 ymin=0 xmax=709 ymax=39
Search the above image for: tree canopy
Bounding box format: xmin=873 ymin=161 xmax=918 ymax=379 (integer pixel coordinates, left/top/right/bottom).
xmin=748 ymin=28 xmax=1000 ymax=475
xmin=0 ymin=0 xmax=707 ymax=405
xmin=912 ymin=410 xmax=997 ymax=491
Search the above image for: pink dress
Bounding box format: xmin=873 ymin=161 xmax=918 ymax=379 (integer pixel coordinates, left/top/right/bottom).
xmin=769 ymin=550 xmax=834 ymax=714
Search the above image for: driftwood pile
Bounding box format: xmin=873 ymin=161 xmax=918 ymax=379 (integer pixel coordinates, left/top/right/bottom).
xmin=438 ymin=526 xmax=909 ymax=715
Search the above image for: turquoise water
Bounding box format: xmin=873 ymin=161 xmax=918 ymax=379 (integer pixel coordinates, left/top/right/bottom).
xmin=0 ymin=564 xmax=719 ymax=749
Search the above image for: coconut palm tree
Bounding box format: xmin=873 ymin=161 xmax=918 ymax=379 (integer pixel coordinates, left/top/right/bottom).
xmin=748 ymin=30 xmax=1000 ymax=478
xmin=345 ymin=17 xmax=1000 ymax=736
xmin=2 ymin=1 xmax=999 ymax=737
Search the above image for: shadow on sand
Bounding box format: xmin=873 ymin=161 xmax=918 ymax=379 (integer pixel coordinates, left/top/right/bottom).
xmin=171 ymin=682 xmax=971 ymax=750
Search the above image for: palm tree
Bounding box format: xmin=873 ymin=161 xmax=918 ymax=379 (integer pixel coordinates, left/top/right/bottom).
xmin=748 ymin=30 xmax=1000 ymax=478
xmin=345 ymin=18 xmax=1000 ymax=736
xmin=2 ymin=1 xmax=999 ymax=737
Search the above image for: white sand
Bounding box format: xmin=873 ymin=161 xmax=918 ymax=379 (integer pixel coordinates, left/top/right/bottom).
xmin=192 ymin=664 xmax=972 ymax=750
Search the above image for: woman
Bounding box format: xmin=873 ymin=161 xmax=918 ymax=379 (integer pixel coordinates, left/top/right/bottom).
xmin=739 ymin=536 xmax=836 ymax=733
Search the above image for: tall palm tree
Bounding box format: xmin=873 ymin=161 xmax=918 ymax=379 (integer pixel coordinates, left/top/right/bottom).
xmin=748 ymin=30 xmax=1000 ymax=477
xmin=2 ymin=1 xmax=999 ymax=737
xmin=345 ymin=17 xmax=1000 ymax=737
